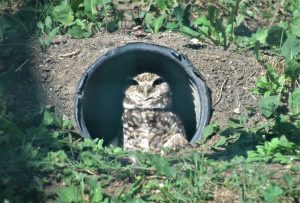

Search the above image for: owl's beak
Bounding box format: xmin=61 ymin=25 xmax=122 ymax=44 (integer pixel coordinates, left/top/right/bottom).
xmin=143 ymin=86 xmax=150 ymax=98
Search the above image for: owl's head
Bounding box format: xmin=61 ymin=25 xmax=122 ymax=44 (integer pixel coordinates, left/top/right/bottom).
xmin=123 ymin=72 xmax=171 ymax=109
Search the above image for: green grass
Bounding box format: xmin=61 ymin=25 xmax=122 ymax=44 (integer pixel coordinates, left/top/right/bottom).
xmin=1 ymin=0 xmax=300 ymax=202
xmin=1 ymin=109 xmax=300 ymax=202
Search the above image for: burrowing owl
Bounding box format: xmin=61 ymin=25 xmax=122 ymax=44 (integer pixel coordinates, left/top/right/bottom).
xmin=122 ymin=72 xmax=188 ymax=153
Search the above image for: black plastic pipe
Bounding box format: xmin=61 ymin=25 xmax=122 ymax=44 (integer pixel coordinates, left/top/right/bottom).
xmin=74 ymin=42 xmax=211 ymax=146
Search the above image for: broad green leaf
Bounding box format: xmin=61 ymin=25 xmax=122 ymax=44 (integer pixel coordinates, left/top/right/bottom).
xmin=86 ymin=178 xmax=100 ymax=188
xmin=43 ymin=110 xmax=55 ymax=126
xmin=57 ymin=186 xmax=82 ymax=202
xmin=165 ymin=22 xmax=179 ymax=30
xmin=86 ymin=178 xmax=104 ymax=202
xmin=236 ymin=36 xmax=256 ymax=48
xmin=62 ymin=119 xmax=73 ymax=130
xmin=179 ymin=26 xmax=201 ymax=38
xmin=266 ymin=64 xmax=277 ymax=83
xmin=80 ymin=151 xmax=95 ymax=166
xmin=84 ymin=0 xmax=101 ymax=15
xmin=37 ymin=21 xmax=44 ymax=32
xmin=273 ymin=153 xmax=291 ymax=164
xmin=293 ymin=8 xmax=300 ymax=17
xmin=285 ymin=59 xmax=300 ymax=79
xmin=199 ymin=26 xmax=209 ymax=36
xmin=266 ymin=25 xmax=287 ymax=47
xmin=203 ymin=124 xmax=217 ymax=140
xmin=52 ymin=4 xmax=74 ymax=26
xmin=263 ymin=184 xmax=283 ymax=203
xmin=48 ymin=27 xmax=60 ymax=42
xmin=289 ymin=87 xmax=300 ymax=115
xmin=235 ymin=14 xmax=245 ymax=27
xmin=71 ymin=0 xmax=84 ymax=12
xmin=291 ymin=17 xmax=300 ymax=37
xmin=173 ymin=4 xmax=190 ymax=26
xmin=45 ymin=15 xmax=52 ymax=30
xmin=67 ymin=25 xmax=92 ymax=38
xmin=280 ymin=36 xmax=300 ymax=60
xmin=252 ymin=28 xmax=268 ymax=44
xmin=283 ymin=173 xmax=294 ymax=187
xmin=173 ymin=5 xmax=184 ymax=23
xmin=74 ymin=19 xmax=86 ymax=29
xmin=247 ymin=150 xmax=268 ymax=162
xmin=203 ymin=124 xmax=215 ymax=139
xmin=48 ymin=150 xmax=68 ymax=167
xmin=228 ymin=118 xmax=243 ymax=128
xmin=192 ymin=16 xmax=211 ymax=27
xmin=258 ymin=95 xmax=280 ymax=118
xmin=278 ymin=136 xmax=294 ymax=149
xmin=153 ymin=15 xmax=165 ymax=33
xmin=214 ymin=136 xmax=227 ymax=147
xmin=156 ymin=0 xmax=168 ymax=10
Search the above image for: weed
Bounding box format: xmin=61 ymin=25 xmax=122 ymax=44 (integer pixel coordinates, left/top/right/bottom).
xmin=35 ymin=0 xmax=122 ymax=48
xmin=145 ymin=13 xmax=166 ymax=33
xmin=181 ymin=1 xmax=246 ymax=49
xmin=37 ymin=15 xmax=60 ymax=50
xmin=247 ymin=136 xmax=300 ymax=163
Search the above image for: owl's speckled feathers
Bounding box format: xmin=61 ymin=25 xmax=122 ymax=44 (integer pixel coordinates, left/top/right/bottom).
xmin=122 ymin=72 xmax=188 ymax=153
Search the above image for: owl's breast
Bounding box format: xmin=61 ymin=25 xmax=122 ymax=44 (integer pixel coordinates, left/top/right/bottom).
xmin=122 ymin=109 xmax=187 ymax=152
xmin=122 ymin=109 xmax=172 ymax=133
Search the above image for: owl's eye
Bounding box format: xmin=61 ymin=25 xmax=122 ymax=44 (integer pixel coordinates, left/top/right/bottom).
xmin=153 ymin=78 xmax=164 ymax=86
xmin=128 ymin=79 xmax=139 ymax=86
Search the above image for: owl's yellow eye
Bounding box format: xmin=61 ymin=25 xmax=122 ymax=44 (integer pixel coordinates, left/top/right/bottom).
xmin=153 ymin=78 xmax=164 ymax=86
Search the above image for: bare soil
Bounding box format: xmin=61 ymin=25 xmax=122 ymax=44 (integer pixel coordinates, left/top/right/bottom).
xmin=15 ymin=31 xmax=263 ymax=130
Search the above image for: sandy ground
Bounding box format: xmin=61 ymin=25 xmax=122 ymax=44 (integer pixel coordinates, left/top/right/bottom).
xmin=11 ymin=31 xmax=262 ymax=135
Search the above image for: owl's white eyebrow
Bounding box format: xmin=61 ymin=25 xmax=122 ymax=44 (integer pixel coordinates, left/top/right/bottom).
xmin=131 ymin=78 xmax=139 ymax=83
xmin=152 ymin=76 xmax=162 ymax=82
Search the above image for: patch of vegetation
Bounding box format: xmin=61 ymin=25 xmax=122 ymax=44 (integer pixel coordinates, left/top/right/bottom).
xmin=1 ymin=104 xmax=300 ymax=202
xmin=1 ymin=0 xmax=300 ymax=202
xmin=37 ymin=0 xmax=122 ymax=49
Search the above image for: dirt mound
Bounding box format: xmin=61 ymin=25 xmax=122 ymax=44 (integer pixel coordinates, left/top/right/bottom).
xmin=19 ymin=31 xmax=262 ymax=129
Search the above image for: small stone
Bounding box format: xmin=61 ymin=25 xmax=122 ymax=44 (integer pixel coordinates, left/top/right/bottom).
xmin=190 ymin=38 xmax=200 ymax=45
xmin=233 ymin=107 xmax=240 ymax=114
xmin=132 ymin=25 xmax=142 ymax=31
